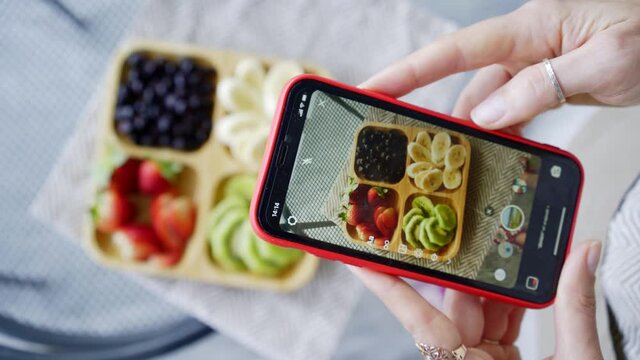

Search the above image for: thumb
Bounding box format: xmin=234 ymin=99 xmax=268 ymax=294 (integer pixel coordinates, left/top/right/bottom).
xmin=553 ymin=241 xmax=603 ymax=359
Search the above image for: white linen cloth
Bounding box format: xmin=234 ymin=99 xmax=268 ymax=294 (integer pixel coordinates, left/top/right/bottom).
xmin=30 ymin=1 xmax=464 ymax=359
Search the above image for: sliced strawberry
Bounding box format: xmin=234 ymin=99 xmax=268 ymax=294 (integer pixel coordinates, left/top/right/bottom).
xmin=367 ymin=186 xmax=391 ymax=207
xmin=92 ymin=189 xmax=135 ymax=233
xmin=112 ymin=224 xmax=162 ymax=261
xmin=375 ymin=207 xmax=398 ymax=236
xmin=138 ymin=160 xmax=182 ymax=195
xmin=151 ymin=193 xmax=196 ymax=252
xmin=373 ymin=206 xmax=386 ymax=222
xmin=148 ymin=251 xmax=183 ymax=268
xmin=355 ymin=223 xmax=380 ymax=242
xmin=109 ymin=159 xmax=140 ymax=194
xmin=341 ymin=203 xmax=369 ymax=226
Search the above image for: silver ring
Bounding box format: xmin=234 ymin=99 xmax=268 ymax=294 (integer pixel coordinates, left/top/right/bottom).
xmin=542 ymin=58 xmax=566 ymax=104
xmin=416 ymin=343 xmax=467 ymax=360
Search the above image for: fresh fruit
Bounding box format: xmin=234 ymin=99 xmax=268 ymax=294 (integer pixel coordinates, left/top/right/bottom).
xmin=354 ymin=127 xmax=407 ymax=183
xmin=434 ymin=204 xmax=457 ymax=232
xmin=411 ymin=196 xmax=435 ymax=217
xmin=151 ymin=193 xmax=196 ymax=252
xmin=374 ymin=207 xmax=398 ymax=236
xmin=342 ymin=203 xmax=368 ymax=226
xmin=138 ymin=160 xmax=182 ymax=195
xmin=403 ymin=215 xmax=424 ymax=248
xmin=148 ymin=251 xmax=183 ymax=268
xmin=207 ymin=196 xmax=249 ymax=230
xmin=355 ymin=223 xmax=380 ymax=242
xmin=406 ymin=161 xmax=434 ymax=178
xmin=444 ymin=144 xmax=466 ymax=169
xmin=234 ymin=220 xmax=282 ymax=276
xmin=424 ymin=217 xmax=454 ymax=247
xmin=235 ymin=58 xmax=265 ymax=88
xmin=223 ymin=174 xmax=257 ymax=201
xmin=115 ymin=53 xmax=215 ymax=151
xmin=112 ymin=224 xmax=162 ymax=261
xmin=348 ymin=183 xmax=369 ymax=205
xmin=443 ymin=168 xmax=462 ymax=190
xmin=262 ymin=61 xmax=304 ymax=116
xmin=415 ymin=168 xmax=443 ymax=193
xmin=217 ymin=78 xmax=263 ymax=113
xmin=408 ymin=142 xmax=431 ymax=163
xmin=416 ymin=131 xmax=431 ymax=148
xmin=92 ymin=189 xmax=135 ymax=233
xmin=419 ymin=218 xmax=445 ymax=251
xmin=367 ymin=186 xmax=391 ymax=207
xmin=431 ymin=132 xmax=451 ymax=163
xmin=209 ymin=209 xmax=247 ymax=271
xmin=255 ymin=238 xmax=303 ymax=267
xmin=109 ymin=159 xmax=140 ymax=194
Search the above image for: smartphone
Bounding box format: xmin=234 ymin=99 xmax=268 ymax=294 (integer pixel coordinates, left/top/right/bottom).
xmin=250 ymin=75 xmax=583 ymax=308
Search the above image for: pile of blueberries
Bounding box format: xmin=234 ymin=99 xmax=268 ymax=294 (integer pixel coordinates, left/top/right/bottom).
xmin=115 ymin=52 xmax=216 ymax=151
xmin=354 ymin=127 xmax=408 ymax=183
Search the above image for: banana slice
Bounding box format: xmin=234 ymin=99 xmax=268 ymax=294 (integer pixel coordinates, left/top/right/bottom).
xmin=215 ymin=112 xmax=264 ymax=146
xmin=407 ymin=161 xmax=434 ymax=178
xmin=445 ymin=144 xmax=466 ymax=169
xmin=431 ymin=132 xmax=451 ymax=163
xmin=235 ymin=58 xmax=266 ymax=89
xmin=263 ymin=61 xmax=304 ymax=116
xmin=408 ymin=143 xmax=432 ymax=163
xmin=230 ymin=126 xmax=270 ymax=171
xmin=415 ymin=168 xmax=443 ymax=193
xmin=415 ymin=131 xmax=431 ymax=148
xmin=443 ymin=167 xmax=462 ymax=190
xmin=217 ymin=78 xmax=262 ymax=113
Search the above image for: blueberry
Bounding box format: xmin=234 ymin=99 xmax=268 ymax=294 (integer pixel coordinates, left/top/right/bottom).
xmin=142 ymin=87 xmax=155 ymax=104
xmin=164 ymin=62 xmax=177 ymax=75
xmin=156 ymin=115 xmax=172 ymax=133
xmin=163 ymin=94 xmax=177 ymax=109
xmin=154 ymin=79 xmax=170 ymax=97
xmin=115 ymin=105 xmax=134 ymax=120
xmin=143 ymin=60 xmax=159 ymax=77
xmin=126 ymin=52 xmax=145 ymax=68
xmin=133 ymin=116 xmax=148 ymax=131
xmin=173 ymin=99 xmax=187 ymax=115
xmin=178 ymin=58 xmax=195 ymax=73
xmin=130 ymin=79 xmax=144 ymax=94
xmin=116 ymin=120 xmax=133 ymax=135
xmin=172 ymin=137 xmax=187 ymax=150
xmin=117 ymin=85 xmax=131 ymax=104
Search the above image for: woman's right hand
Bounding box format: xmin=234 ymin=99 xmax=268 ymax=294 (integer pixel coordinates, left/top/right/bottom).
xmin=363 ymin=0 xmax=640 ymax=131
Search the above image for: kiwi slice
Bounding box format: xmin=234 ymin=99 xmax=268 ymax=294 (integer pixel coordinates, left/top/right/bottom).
xmin=418 ymin=218 xmax=443 ymax=251
xmin=209 ymin=209 xmax=247 ymax=272
xmin=402 ymin=208 xmax=424 ymax=228
xmin=223 ymin=174 xmax=257 ymax=201
xmin=434 ymin=204 xmax=457 ymax=232
xmin=411 ymin=196 xmax=434 ymax=217
xmin=235 ymin=220 xmax=283 ymax=277
xmin=425 ymin=217 xmax=454 ymax=247
xmin=207 ymin=196 xmax=248 ymax=231
xmin=255 ymin=238 xmax=303 ymax=268
xmin=403 ymin=215 xmax=424 ymax=248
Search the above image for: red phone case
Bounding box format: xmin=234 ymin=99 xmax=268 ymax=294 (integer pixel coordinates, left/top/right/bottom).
xmin=250 ymin=74 xmax=584 ymax=308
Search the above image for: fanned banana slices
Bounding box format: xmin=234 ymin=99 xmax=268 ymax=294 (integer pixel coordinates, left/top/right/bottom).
xmin=406 ymin=131 xmax=467 ymax=191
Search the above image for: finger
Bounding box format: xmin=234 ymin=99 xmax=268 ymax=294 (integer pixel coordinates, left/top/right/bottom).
xmin=476 ymin=343 xmax=521 ymax=360
xmin=481 ymin=300 xmax=515 ymax=343
xmin=452 ymin=65 xmax=512 ymax=119
xmin=554 ymin=241 xmax=603 ymax=359
xmin=361 ymin=13 xmax=535 ymax=97
xmin=443 ymin=289 xmax=484 ymax=346
xmin=348 ymin=266 xmax=461 ymax=348
xmin=501 ymin=307 xmax=525 ymax=345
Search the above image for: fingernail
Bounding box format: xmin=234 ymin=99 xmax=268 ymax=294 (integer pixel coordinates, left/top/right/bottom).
xmin=587 ymin=241 xmax=602 ymax=275
xmin=471 ymin=94 xmax=507 ymax=126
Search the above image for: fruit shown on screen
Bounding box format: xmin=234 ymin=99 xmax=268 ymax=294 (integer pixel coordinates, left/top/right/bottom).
xmin=115 ymin=53 xmax=215 ymax=151
xmin=207 ymin=175 xmax=304 ymax=276
xmin=354 ymin=127 xmax=407 ymax=184
xmin=407 ymin=131 xmax=467 ymax=192
xmin=402 ymin=196 xmax=457 ymax=251
xmin=340 ymin=180 xmax=399 ymax=246
xmin=91 ymin=153 xmax=195 ymax=267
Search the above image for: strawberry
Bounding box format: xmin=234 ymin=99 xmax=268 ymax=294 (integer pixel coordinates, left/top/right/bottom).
xmin=138 ymin=160 xmax=182 ymax=195
xmin=341 ymin=203 xmax=368 ymax=226
xmin=148 ymin=251 xmax=183 ymax=268
xmin=374 ymin=207 xmax=398 ymax=236
xmin=373 ymin=206 xmax=386 ymax=221
xmin=109 ymin=158 xmax=140 ymax=194
xmin=151 ymin=193 xmax=196 ymax=251
xmin=348 ymin=184 xmax=369 ymax=205
xmin=92 ymin=189 xmax=135 ymax=233
xmin=367 ymin=186 xmax=391 ymax=207
xmin=355 ymin=223 xmax=380 ymax=242
xmin=112 ymin=224 xmax=162 ymax=261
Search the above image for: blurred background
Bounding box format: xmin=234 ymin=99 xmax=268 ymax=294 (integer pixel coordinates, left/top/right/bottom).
xmin=2 ymin=1 xmax=638 ymax=359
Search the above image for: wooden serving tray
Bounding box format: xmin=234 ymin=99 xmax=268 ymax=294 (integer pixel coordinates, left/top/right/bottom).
xmin=84 ymin=40 xmax=326 ymax=292
xmin=341 ymin=121 xmax=471 ymax=261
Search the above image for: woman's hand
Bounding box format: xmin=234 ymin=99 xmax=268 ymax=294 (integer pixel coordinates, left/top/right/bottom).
xmin=350 ymin=241 xmax=603 ymax=360
xmin=362 ymin=0 xmax=640 ymax=130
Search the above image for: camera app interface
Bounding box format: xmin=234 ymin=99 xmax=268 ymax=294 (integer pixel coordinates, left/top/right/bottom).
xmin=280 ymin=91 xmax=541 ymax=289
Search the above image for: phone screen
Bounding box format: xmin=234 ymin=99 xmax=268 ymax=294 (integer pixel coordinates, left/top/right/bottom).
xmin=260 ymin=79 xmax=581 ymax=303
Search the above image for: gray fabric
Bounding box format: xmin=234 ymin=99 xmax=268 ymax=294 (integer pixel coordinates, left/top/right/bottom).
xmin=0 ymin=0 xmax=188 ymax=337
